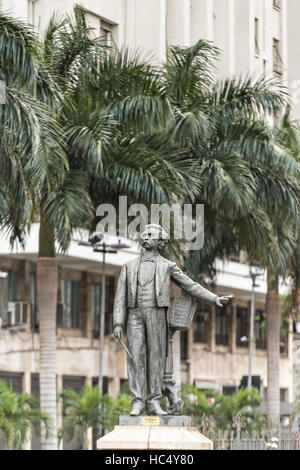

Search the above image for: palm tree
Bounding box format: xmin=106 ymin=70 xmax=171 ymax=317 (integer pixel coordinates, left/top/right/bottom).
xmin=0 ymin=11 xmax=68 ymax=449
xmin=1 ymin=8 xmax=201 ymax=449
xmin=266 ymin=111 xmax=300 ymax=426
xmin=59 ymin=384 xmax=131 ymax=449
xmin=181 ymin=383 xmax=264 ymax=432
xmin=0 ymin=380 xmax=50 ymax=450
xmin=59 ymin=384 xmax=103 ymax=450
xmin=162 ymin=41 xmax=300 ymax=427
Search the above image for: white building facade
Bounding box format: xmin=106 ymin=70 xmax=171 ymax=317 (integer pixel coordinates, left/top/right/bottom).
xmin=0 ymin=0 xmax=288 ymax=77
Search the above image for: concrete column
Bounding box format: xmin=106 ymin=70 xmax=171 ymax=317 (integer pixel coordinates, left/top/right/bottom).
xmin=109 ymin=375 xmax=120 ymax=397
xmin=214 ymin=0 xmax=235 ymax=78
xmin=280 ymin=0 xmax=288 ymax=82
xmin=190 ymin=0 xmax=214 ymax=43
xmin=125 ymin=0 xmax=167 ymax=63
xmin=57 ymin=374 xmax=63 ymax=450
xmin=235 ymin=0 xmax=252 ymax=76
xmin=262 ymin=0 xmax=273 ymax=76
xmin=23 ymin=369 xmax=31 ymax=394
xmin=167 ymin=0 xmax=191 ymax=47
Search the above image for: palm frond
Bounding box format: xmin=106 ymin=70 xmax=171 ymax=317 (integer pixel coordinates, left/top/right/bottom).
xmin=0 ymin=11 xmax=38 ymax=86
xmin=211 ymin=76 xmax=288 ymax=119
xmin=165 ymin=40 xmax=219 ymax=105
xmin=42 ymin=171 xmax=93 ymax=252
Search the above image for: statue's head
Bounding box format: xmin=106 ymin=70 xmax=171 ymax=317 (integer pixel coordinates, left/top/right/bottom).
xmin=140 ymin=224 xmax=169 ymax=252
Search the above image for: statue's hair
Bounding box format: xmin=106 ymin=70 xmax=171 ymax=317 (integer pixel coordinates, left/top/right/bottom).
xmin=144 ymin=224 xmax=169 ymax=240
xmin=143 ymin=224 xmax=169 ymax=251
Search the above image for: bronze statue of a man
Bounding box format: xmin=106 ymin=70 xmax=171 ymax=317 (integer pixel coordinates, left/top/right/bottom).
xmin=113 ymin=224 xmax=232 ymax=416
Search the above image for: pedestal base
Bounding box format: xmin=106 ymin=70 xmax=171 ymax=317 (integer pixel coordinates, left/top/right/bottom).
xmin=97 ymin=422 xmax=213 ymax=450
xmin=119 ymin=415 xmax=192 ymax=427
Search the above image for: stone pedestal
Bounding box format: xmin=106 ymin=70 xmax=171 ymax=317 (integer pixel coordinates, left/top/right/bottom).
xmin=97 ymin=416 xmax=213 ymax=450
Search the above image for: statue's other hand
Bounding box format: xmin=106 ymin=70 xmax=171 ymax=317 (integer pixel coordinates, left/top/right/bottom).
xmin=215 ymin=295 xmax=234 ymax=308
xmin=114 ymin=326 xmax=124 ymax=341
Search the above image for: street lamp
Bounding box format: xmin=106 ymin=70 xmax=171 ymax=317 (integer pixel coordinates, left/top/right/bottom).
xmin=247 ymin=266 xmax=263 ymax=390
xmin=78 ymin=234 xmax=130 ymax=437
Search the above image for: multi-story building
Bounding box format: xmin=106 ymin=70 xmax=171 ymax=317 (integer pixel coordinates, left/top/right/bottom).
xmin=0 ymin=0 xmax=298 ymax=448
xmin=0 ymin=0 xmax=288 ymax=77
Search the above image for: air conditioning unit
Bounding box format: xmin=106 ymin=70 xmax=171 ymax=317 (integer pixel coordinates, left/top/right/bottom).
xmin=7 ymin=301 xmax=28 ymax=327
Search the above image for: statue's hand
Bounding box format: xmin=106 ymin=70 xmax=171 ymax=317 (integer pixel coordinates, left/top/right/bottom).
xmin=114 ymin=325 xmax=124 ymax=341
xmin=215 ymin=295 xmax=234 ymax=308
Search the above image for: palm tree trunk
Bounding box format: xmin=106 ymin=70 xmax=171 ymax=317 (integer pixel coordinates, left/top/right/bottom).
xmin=266 ymin=272 xmax=281 ymax=427
xmin=37 ymin=211 xmax=58 ymax=449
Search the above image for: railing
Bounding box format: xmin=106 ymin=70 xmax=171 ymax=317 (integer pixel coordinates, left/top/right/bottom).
xmin=200 ymin=414 xmax=300 ymax=450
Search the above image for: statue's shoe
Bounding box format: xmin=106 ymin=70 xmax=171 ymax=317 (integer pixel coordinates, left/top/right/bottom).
xmin=130 ymin=401 xmax=145 ymax=416
xmin=147 ymin=402 xmax=167 ymax=416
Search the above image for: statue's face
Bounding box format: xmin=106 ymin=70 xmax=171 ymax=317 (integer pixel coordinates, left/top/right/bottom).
xmin=140 ymin=228 xmax=161 ymax=251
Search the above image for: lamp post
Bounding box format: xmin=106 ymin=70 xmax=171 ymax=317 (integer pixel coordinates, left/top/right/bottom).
xmin=247 ymin=266 xmax=262 ymax=390
xmin=78 ymin=234 xmax=130 ymax=437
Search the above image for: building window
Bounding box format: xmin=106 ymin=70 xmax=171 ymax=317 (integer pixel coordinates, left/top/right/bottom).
xmin=273 ymin=0 xmax=281 ymax=10
xmin=30 ymin=273 xmax=37 ymax=329
xmin=27 ymin=0 xmax=37 ymax=25
xmin=255 ymin=309 xmax=267 ymax=350
xmin=91 ymin=277 xmax=114 ymax=336
xmin=92 ymin=376 xmax=108 ymax=395
xmin=223 ymin=385 xmax=238 ymax=396
xmin=180 ymin=330 xmax=189 ymax=361
xmin=0 ymin=371 xmax=23 ymax=393
xmin=0 ymin=270 xmax=18 ymax=322
xmin=280 ymin=388 xmax=288 ymax=402
xmin=273 ymin=39 xmax=283 ymax=76
xmin=255 ymin=18 xmax=259 ymax=56
xmin=236 ymin=306 xmax=248 ymax=348
xmin=100 ymin=20 xmax=113 ymax=47
xmin=61 ymin=280 xmax=80 ymax=328
xmin=215 ymin=306 xmax=229 ymax=346
xmin=91 ymin=283 xmax=101 ymax=333
xmin=193 ymin=305 xmax=209 ymax=343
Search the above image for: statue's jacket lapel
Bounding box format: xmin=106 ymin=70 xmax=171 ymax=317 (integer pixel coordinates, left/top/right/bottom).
xmin=127 ymin=254 xmax=171 ymax=308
